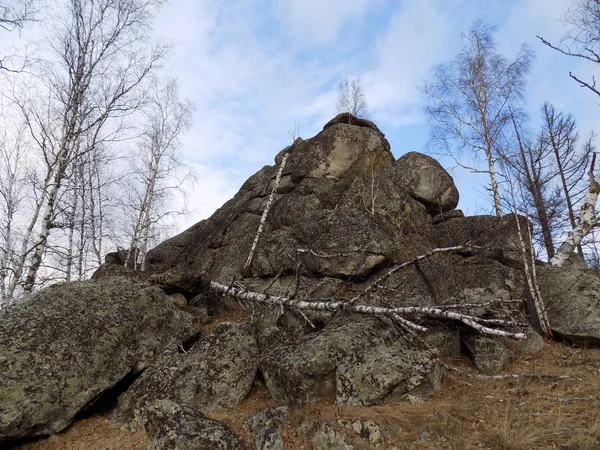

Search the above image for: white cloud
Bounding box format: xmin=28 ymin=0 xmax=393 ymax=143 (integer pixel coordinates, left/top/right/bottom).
xmin=272 ymin=0 xmax=372 ymax=46
xmin=150 ymin=0 xmax=599 ymax=227
xmin=364 ymin=0 xmax=456 ymax=127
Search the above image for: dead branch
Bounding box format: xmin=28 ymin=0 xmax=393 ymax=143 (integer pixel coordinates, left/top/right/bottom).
xmin=443 ymin=364 xmax=569 ymax=381
xmin=350 ymin=244 xmax=471 ymax=303
xmin=210 ymin=280 xmax=527 ymax=339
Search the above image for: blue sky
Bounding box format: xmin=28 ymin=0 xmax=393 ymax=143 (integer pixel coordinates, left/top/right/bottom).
xmin=152 ymin=0 xmax=599 ymax=228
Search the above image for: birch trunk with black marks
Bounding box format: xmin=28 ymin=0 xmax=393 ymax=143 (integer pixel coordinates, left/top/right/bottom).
xmin=209 ymin=280 xmax=526 ymax=339
xmin=242 ymin=150 xmax=290 ymax=277
xmin=551 ymin=154 xmax=600 ymax=267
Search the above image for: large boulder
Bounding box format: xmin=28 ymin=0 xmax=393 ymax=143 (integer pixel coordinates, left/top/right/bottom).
xmin=0 ymin=278 xmax=195 ymax=442
xmin=391 ymin=152 xmax=459 ymax=214
xmin=538 ymin=265 xmax=600 ymax=344
xmin=259 ymin=316 xmax=440 ymax=405
xmin=144 ymin=400 xmax=246 ymax=450
xmin=336 ymin=347 xmax=441 ymax=405
xmin=112 ymin=322 xmax=258 ymax=429
xmin=248 ymin=407 xmax=289 ymax=450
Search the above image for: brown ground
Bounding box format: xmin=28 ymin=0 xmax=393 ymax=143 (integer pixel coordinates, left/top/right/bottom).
xmin=18 ymin=306 xmax=600 ymax=449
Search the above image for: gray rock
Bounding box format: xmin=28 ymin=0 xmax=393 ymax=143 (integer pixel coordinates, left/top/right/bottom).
xmin=461 ymin=334 xmax=513 ymax=374
xmin=422 ymin=328 xmax=461 ymax=358
xmin=112 ymin=322 xmax=258 ymax=429
xmin=538 ymin=265 xmax=600 ymax=344
xmin=248 ymin=407 xmax=289 ymax=450
xmin=432 ymin=209 xmax=464 ymax=224
xmin=501 ymin=324 xmax=545 ymax=355
xmin=393 ymin=152 xmax=459 ymax=214
xmin=311 ymin=422 xmax=355 ymax=450
xmin=0 ymin=278 xmax=195 ymax=441
xmin=336 ymin=347 xmax=441 ymax=406
xmin=144 ymin=400 xmax=245 ymax=450
xmin=322 ymin=112 xmax=384 ymax=134
xmin=259 ymin=316 xmax=401 ymax=405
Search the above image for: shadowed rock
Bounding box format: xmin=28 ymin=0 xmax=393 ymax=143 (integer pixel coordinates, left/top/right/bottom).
xmin=0 ymin=278 xmax=195 ymax=442
xmin=112 ymin=322 xmax=258 ymax=429
xmin=144 ymin=400 xmax=246 ymax=450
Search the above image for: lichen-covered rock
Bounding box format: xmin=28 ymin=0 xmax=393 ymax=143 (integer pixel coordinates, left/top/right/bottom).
xmin=336 ymin=347 xmax=441 ymax=405
xmin=136 ymin=114 xmax=458 ymax=286
xmin=144 ymin=400 xmax=246 ymax=450
xmin=248 ymin=407 xmax=289 ymax=450
xmin=259 ymin=316 xmax=440 ymax=405
xmin=311 ymin=422 xmax=356 ymax=450
xmin=538 ymin=266 xmax=600 ymax=345
xmin=393 ymin=152 xmax=459 ymax=214
xmin=275 ymin=117 xmax=394 ymax=180
xmin=112 ymin=323 xmax=258 ymax=429
xmin=422 ymin=329 xmax=461 ymax=358
xmin=461 ymin=334 xmax=513 ymax=374
xmin=0 ymin=278 xmax=195 ymax=442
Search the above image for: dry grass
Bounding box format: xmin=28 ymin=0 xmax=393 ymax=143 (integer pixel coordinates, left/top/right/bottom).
xmin=17 ymin=323 xmax=600 ymax=449
xmin=17 ymin=415 xmax=147 ymax=450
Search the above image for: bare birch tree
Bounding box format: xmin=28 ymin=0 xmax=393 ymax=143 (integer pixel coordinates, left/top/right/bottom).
xmin=2 ymin=0 xmax=166 ymax=296
xmin=124 ymin=78 xmax=193 ymax=271
xmin=422 ymin=21 xmax=533 ymax=217
xmin=0 ymin=122 xmax=30 ymax=307
xmin=336 ymin=76 xmax=369 ymax=119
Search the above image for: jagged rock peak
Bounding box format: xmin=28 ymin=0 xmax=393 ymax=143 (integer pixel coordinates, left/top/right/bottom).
xmin=136 ymin=115 xmax=460 ymax=283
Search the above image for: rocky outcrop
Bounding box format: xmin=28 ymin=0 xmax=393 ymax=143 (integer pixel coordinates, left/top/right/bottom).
xmin=131 ymin=113 xmax=447 ymax=285
xmin=144 ymin=400 xmax=246 ymax=450
xmin=104 ymin=114 xmax=536 ymax=406
xmin=0 ymin=278 xmax=195 ymax=442
xmin=538 ymin=265 xmax=600 ymax=344
xmin=113 ymin=323 xmax=258 ymax=429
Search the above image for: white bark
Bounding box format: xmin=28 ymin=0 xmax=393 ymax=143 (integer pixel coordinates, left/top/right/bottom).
xmin=243 ymin=151 xmax=290 ymax=276
xmin=209 ymin=280 xmax=527 ymax=339
xmin=512 ymin=208 xmax=551 ymax=336
xmin=551 ymin=154 xmax=600 ymax=267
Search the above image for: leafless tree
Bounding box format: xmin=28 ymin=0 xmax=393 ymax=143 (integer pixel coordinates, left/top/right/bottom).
xmin=336 ymin=76 xmax=369 ymax=119
xmin=0 ymin=121 xmax=31 ymax=307
xmin=540 ymin=103 xmax=591 ymax=255
xmin=538 ymin=0 xmax=600 ymax=99
xmin=124 ymin=78 xmax=193 ymax=271
xmin=0 ymin=0 xmax=37 ymax=71
xmin=2 ymin=0 xmax=166 ymax=297
xmin=505 ymin=111 xmax=561 ymax=259
xmin=0 ymin=0 xmax=35 ymax=30
xmin=422 ymin=21 xmax=533 ymax=217
xmin=505 ymin=104 xmax=591 ymax=261
xmin=552 ymin=149 xmax=599 ymax=267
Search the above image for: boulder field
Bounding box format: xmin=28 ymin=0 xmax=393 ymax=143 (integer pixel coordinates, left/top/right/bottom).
xmin=2 ymin=113 xmax=600 ymax=448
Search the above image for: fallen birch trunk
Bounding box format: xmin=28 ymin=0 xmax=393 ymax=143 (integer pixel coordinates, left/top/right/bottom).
xmin=209 ymin=280 xmax=527 ymax=339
